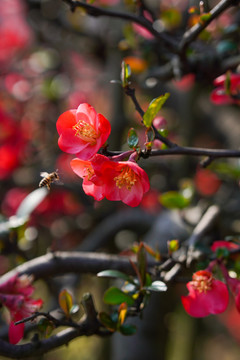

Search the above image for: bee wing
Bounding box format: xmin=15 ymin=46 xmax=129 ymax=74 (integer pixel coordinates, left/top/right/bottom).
xmin=40 ymin=172 xmax=49 ymax=178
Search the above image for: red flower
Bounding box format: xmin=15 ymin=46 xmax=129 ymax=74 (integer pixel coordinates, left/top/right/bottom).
xmin=57 ymin=103 xmax=111 ymax=160
xmin=210 ymin=73 xmax=240 ymax=105
xmin=211 ymin=240 xmax=239 ymax=253
xmin=0 ymin=144 xmax=22 ymax=180
xmin=181 ymin=270 xmax=229 ymax=317
xmin=71 ymin=154 xmax=150 ymax=207
xmin=91 ymin=155 xmax=150 ymax=207
xmin=0 ymin=274 xmax=43 ymax=344
xmin=70 ymin=156 xmax=106 ymax=201
xmin=194 ymin=168 xmax=221 ymax=196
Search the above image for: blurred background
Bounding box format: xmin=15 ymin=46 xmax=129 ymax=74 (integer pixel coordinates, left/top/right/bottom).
xmin=0 ymin=0 xmax=240 ymax=359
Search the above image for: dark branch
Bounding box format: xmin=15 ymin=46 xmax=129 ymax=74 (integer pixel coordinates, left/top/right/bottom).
xmin=125 ymin=87 xmax=145 ymax=118
xmin=179 ymin=0 xmax=240 ymax=52
xmin=141 ymin=146 xmax=240 ymax=161
xmin=0 ymin=251 xmax=159 ymax=285
xmin=62 ymin=0 xmax=177 ymax=50
xmin=0 ymin=322 xmax=107 ymax=359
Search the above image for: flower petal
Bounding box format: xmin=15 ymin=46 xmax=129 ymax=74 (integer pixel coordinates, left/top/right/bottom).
xmin=9 ymin=321 xmax=24 ymax=344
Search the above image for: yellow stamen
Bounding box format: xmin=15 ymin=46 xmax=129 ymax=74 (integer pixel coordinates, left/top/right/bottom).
xmin=84 ymin=166 xmax=94 ymax=181
xmin=73 ymin=120 xmax=98 ymax=145
xmin=114 ymin=167 xmax=137 ymax=190
xmin=191 ymin=271 xmax=213 ymax=293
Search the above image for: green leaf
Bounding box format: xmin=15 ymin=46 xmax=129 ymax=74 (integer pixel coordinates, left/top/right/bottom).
xmin=224 ymin=71 xmax=231 ymax=95
xmin=97 ymin=270 xmax=136 ymax=285
xmin=16 ymin=188 xmax=48 ymax=219
xmin=38 ymin=318 xmax=54 ymax=338
xmin=143 ymin=93 xmax=170 ymax=128
xmin=59 ymin=289 xmax=73 ymax=317
xmin=210 ymin=162 xmax=240 ymax=180
xmin=144 ymin=281 xmax=167 ymax=292
xmin=127 ymin=128 xmax=139 ymax=149
xmin=145 ymin=127 xmax=155 ymax=143
xmin=145 ymin=273 xmax=152 ymax=287
xmin=159 ymin=191 xmax=190 ymax=209
xmin=158 ymin=128 xmax=168 ymax=137
xmin=103 ymin=287 xmax=135 ymax=306
xmin=119 ymin=324 xmax=137 ymax=335
xmin=99 ymin=312 xmax=117 ymax=331
xmin=200 ymin=12 xmax=211 ymax=23
xmin=168 ymin=239 xmax=179 ymax=254
xmin=121 ymin=61 xmax=131 ymax=88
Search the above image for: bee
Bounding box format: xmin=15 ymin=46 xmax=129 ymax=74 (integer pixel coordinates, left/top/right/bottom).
xmin=39 ymin=171 xmax=60 ymax=190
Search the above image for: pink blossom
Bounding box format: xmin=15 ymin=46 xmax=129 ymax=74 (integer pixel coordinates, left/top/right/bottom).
xmin=211 ymin=240 xmax=239 ymax=253
xmin=91 ymin=155 xmax=150 ymax=207
xmin=0 ymin=0 xmax=33 ymax=68
xmin=70 ymin=156 xmax=106 ymax=201
xmin=57 ymin=103 xmax=111 ymax=161
xmin=210 ymin=73 xmax=240 ymax=106
xmin=71 ymin=154 xmax=150 ymax=206
xmin=0 ymin=274 xmax=43 ymax=344
xmin=181 ymin=270 xmax=229 ymax=317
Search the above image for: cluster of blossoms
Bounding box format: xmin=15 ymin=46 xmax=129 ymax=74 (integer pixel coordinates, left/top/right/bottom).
xmin=182 ymin=241 xmax=240 ymax=317
xmin=57 ymin=103 xmax=150 ymax=207
xmin=0 ymin=274 xmax=43 ymax=344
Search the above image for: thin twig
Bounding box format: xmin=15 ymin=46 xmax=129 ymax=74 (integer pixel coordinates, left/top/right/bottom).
xmin=125 ymin=87 xmax=145 ymax=118
xmin=141 ymin=146 xmax=240 ymax=161
xmin=186 ymin=205 xmax=220 ymax=266
xmin=62 ymin=0 xmax=177 ymax=50
xmin=179 ymin=0 xmax=240 ymax=52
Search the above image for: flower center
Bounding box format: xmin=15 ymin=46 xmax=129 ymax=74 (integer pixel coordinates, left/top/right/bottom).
xmin=72 ymin=120 xmax=98 ymax=145
xmin=84 ymin=166 xmax=94 ymax=181
xmin=114 ymin=167 xmax=137 ymax=190
xmin=191 ymin=270 xmax=213 ymax=293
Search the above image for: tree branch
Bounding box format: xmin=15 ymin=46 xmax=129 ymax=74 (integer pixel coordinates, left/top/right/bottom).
xmin=0 ymin=322 xmax=108 ymax=359
xmin=62 ymin=0 xmax=177 ymax=50
xmin=179 ymin=0 xmax=240 ymax=52
xmin=141 ymin=146 xmax=240 ymax=161
xmin=0 ymin=251 xmax=159 ymax=285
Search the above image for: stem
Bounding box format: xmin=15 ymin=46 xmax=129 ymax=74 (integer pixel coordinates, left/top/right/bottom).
xmin=125 ymin=87 xmax=145 ymax=118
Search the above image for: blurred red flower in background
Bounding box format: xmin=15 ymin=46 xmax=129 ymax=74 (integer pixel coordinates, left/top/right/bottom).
xmin=194 ymin=168 xmax=221 ymax=196
xmin=0 ymin=0 xmax=33 ymax=69
xmin=0 ymin=274 xmax=43 ymax=344
xmin=0 ymin=107 xmax=28 ymax=179
xmin=210 ymin=73 xmax=240 ymax=105
xmin=211 ymin=240 xmax=240 ymax=253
